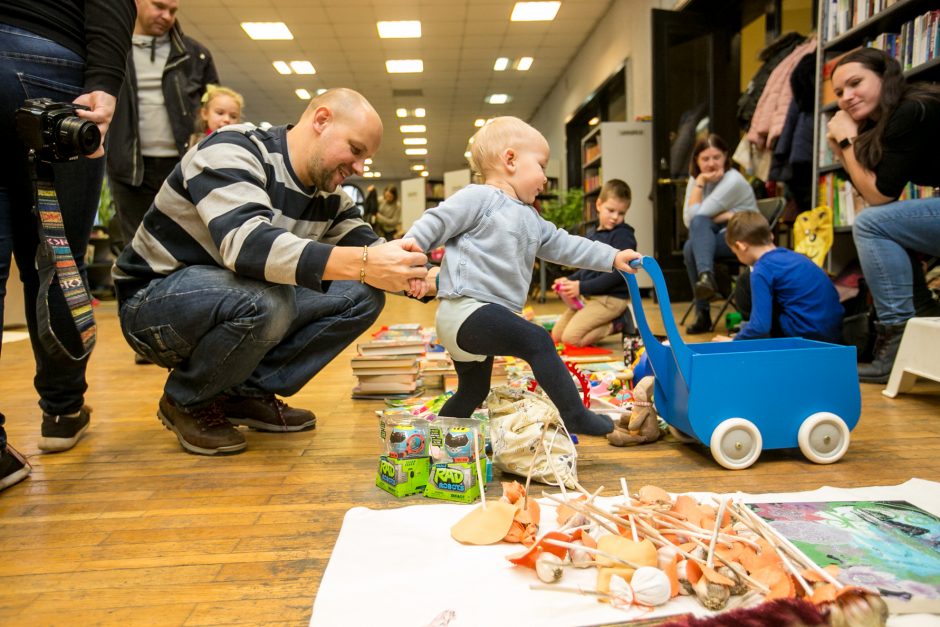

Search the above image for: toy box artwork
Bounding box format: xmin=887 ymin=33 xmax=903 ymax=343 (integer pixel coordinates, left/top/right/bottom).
xmin=423 ymin=459 xmax=488 ymax=504
xmin=376 ymin=416 xmax=431 ymax=497
xmin=425 ymin=417 xmax=490 ymax=504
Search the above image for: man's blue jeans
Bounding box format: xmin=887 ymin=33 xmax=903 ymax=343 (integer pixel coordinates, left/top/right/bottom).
xmin=0 ymin=24 xmax=105 ymax=449
xmin=683 ymin=214 xmax=734 ymax=313
xmin=853 ymin=197 xmax=940 ymax=326
xmin=119 ymin=266 xmax=385 ymax=407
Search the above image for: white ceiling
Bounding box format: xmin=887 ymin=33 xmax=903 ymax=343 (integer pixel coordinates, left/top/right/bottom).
xmin=178 ymin=0 xmax=614 ymax=182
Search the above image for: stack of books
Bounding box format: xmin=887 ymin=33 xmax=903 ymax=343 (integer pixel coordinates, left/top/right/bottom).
xmin=351 ymin=324 xmax=427 ymax=398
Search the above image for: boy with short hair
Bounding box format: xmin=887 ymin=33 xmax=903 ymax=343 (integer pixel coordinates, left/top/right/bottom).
xmin=552 ymin=179 xmax=637 ymax=346
xmin=721 ymin=211 xmax=843 ymax=343
xmin=404 ymin=117 xmax=641 ymax=435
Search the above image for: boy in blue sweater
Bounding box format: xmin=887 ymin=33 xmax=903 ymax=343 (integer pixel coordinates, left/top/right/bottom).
xmin=718 ymin=211 xmax=843 ymax=343
xmin=552 ymin=179 xmax=637 ymax=346
xmin=404 ymin=117 xmax=640 ymax=435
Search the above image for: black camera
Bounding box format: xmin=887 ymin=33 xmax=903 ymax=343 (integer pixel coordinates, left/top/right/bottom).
xmin=15 ymin=98 xmax=100 ymax=163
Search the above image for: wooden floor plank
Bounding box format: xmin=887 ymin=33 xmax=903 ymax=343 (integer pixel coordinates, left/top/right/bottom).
xmin=1 ymin=296 xmax=939 ymax=625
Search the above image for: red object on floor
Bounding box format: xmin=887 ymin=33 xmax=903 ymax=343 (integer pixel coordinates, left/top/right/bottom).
xmin=560 ymin=344 xmax=612 ymax=357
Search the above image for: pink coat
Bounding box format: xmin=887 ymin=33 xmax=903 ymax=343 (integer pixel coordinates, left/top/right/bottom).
xmin=746 ymin=39 xmax=817 ymax=150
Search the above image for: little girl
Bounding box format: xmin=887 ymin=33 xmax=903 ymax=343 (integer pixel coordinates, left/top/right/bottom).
xmin=189 ymin=85 xmax=244 ymax=147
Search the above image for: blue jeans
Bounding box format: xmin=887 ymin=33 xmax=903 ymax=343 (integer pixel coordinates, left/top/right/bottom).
xmin=119 ymin=266 xmax=385 ymax=407
xmin=852 ymin=197 xmax=940 ymax=325
xmin=0 ymin=24 xmax=105 ymax=449
xmin=683 ymin=214 xmax=734 ymax=313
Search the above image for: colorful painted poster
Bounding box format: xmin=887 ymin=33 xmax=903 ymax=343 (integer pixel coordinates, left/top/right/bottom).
xmin=750 ymin=501 xmax=940 ymax=600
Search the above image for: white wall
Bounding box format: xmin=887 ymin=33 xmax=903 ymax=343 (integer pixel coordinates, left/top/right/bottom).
xmin=530 ymin=0 xmax=671 ymax=189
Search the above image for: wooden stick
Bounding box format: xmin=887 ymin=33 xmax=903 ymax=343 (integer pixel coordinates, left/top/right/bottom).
xmin=705 ymin=497 xmax=728 ymax=569
xmin=685 ymin=536 xmax=770 ymax=595
xmin=522 ymin=434 xmax=543 ymax=510
xmin=472 ymin=428 xmax=486 ymax=510
xmin=540 ymin=492 xmax=619 ymax=535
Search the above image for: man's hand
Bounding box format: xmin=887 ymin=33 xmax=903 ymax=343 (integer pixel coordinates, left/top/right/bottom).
xmin=362 ymin=239 xmax=428 ymax=292
xmin=613 ymin=249 xmax=643 ymax=273
xmin=73 ymin=91 xmax=117 ymax=159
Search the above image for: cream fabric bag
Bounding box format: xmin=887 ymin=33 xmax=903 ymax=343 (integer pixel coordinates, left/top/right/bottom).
xmin=485 ymin=386 xmax=579 ymax=489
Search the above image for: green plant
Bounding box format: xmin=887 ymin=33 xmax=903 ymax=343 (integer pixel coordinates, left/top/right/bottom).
xmin=97 ymin=176 xmax=115 ymax=227
xmin=540 ymin=187 xmax=584 ymax=232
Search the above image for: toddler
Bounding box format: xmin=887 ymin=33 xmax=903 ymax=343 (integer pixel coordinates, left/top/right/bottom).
xmin=189 ymin=84 xmax=243 ymax=147
xmin=404 ymin=117 xmax=640 ymax=435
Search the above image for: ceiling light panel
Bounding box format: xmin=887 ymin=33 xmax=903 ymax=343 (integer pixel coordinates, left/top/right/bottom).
xmin=272 ymin=61 xmax=291 ymax=75
xmin=485 ymin=93 xmax=511 ymax=104
xmin=493 ymin=57 xmax=510 ymax=71
xmin=516 ymin=57 xmax=534 ymax=71
xmin=241 ymin=22 xmax=294 ymax=40
xmin=295 ymin=89 xmax=311 ymax=100
xmin=510 ymin=2 xmax=561 ymax=21
xmin=403 ymin=138 xmax=427 ymax=145
xmin=289 ymin=61 xmax=316 ymax=75
xmin=405 ymin=148 xmax=428 ymax=156
xmin=377 ymin=21 xmax=422 ymax=38
xmin=400 ymin=125 xmax=426 ymax=133
xmin=414 ymin=108 xmax=426 ymax=117
xmin=386 ymin=59 xmax=424 ymax=73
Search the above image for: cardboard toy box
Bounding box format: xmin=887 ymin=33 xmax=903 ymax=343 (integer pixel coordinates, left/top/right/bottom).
xmin=424 ymin=459 xmax=488 ymax=504
xmin=375 ymin=455 xmax=430 ymax=497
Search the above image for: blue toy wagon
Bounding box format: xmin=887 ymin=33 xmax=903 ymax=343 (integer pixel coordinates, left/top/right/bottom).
xmin=621 ymin=257 xmax=860 ymax=470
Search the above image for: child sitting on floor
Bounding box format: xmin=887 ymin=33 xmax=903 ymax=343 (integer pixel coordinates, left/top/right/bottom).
xmin=404 ymin=117 xmax=640 ymax=435
xmin=552 ymin=178 xmax=637 ymax=347
xmin=716 ymin=211 xmax=843 ymax=343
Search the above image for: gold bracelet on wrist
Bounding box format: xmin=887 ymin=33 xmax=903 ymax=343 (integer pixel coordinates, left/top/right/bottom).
xmin=359 ymin=245 xmax=368 ymax=284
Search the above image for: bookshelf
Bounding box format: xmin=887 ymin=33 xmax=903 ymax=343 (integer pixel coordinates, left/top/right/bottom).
xmin=812 ymin=0 xmax=939 ymax=269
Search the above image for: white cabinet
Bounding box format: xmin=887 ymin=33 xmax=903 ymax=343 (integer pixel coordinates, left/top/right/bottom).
xmin=581 ymin=122 xmax=654 ymax=288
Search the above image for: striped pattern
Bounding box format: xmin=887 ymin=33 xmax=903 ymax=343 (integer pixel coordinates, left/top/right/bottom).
xmin=36 ymin=183 xmax=96 ymax=353
xmin=113 ymin=124 xmax=379 ymax=302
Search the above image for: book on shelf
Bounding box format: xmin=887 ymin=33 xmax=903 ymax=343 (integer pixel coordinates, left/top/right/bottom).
xmin=356 ymin=338 xmax=426 ymax=356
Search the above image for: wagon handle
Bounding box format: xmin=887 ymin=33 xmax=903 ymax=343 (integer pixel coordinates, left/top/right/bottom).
xmin=620 ymin=257 xmax=692 ymax=382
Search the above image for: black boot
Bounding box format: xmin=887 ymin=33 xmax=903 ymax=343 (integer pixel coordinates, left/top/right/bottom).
xmin=857 ymin=321 xmax=907 ymax=384
xmin=694 ymin=271 xmax=720 ymax=301
xmin=685 ymin=310 xmax=712 ymax=334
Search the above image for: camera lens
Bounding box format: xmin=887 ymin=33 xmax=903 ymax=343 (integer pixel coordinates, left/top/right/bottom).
xmin=56 ymin=116 xmax=101 ymax=156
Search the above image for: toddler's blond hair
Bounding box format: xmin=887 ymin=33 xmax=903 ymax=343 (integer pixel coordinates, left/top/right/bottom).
xmin=468 ymin=116 xmax=546 ymax=176
xmin=198 ymin=84 xmax=244 ymax=132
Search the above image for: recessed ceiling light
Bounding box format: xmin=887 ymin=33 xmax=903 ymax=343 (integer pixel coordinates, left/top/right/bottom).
xmin=241 ymin=22 xmax=293 ymax=40
xmin=289 ymin=60 xmax=316 ymax=75
xmin=316 ymin=88 xmax=328 ymax=96
xmin=464 ymin=151 xmax=472 ymax=159
xmin=414 ymin=108 xmax=426 ymax=117
xmin=272 ymin=61 xmax=291 ymax=75
xmin=363 ymin=172 xmax=374 ymax=178
xmin=377 ymin=21 xmax=421 ymax=38
xmin=588 ymin=116 xmax=600 ymax=126
xmin=372 ymin=172 xmax=382 ymax=178
xmin=493 ymin=57 xmax=510 ymax=71
xmin=405 ymin=148 xmax=428 ymax=156
xmin=411 ymin=164 xmax=425 ymax=171
xmin=485 ymin=93 xmax=511 ymax=104
xmin=420 ymin=170 xmax=429 ymax=177
xmin=363 ymin=165 xmax=370 ymax=172
xmin=396 ymin=109 xmax=408 ymax=118
xmin=516 ymin=57 xmax=534 ymax=71
xmin=295 ymin=89 xmax=311 ymax=100
xmin=403 ymin=137 xmax=427 ymax=145
xmin=474 ymin=118 xmax=486 ymax=127
xmin=386 ymin=59 xmax=423 ymax=73
xmin=400 ymin=125 xmax=426 ymax=133
xmin=365 ymin=158 xmax=373 ymax=165
xmin=510 ymin=2 xmax=560 ymax=21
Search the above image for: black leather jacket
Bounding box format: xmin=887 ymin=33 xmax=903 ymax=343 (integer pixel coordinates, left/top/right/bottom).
xmin=107 ymin=23 xmax=219 ymax=186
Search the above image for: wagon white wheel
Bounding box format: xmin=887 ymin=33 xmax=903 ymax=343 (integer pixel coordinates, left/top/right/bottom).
xmin=798 ymin=412 xmax=850 ymax=464
xmin=709 ymin=418 xmax=762 ymax=470
xmin=667 ymin=425 xmax=696 ymax=443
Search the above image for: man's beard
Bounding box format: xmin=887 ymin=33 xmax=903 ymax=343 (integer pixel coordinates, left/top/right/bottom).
xmin=308 ymin=155 xmax=338 ymax=192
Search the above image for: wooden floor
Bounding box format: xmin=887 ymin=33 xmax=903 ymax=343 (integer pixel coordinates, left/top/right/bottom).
xmin=1 ymin=293 xmax=939 ymax=626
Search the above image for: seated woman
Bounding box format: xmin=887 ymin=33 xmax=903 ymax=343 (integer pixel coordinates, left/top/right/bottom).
xmin=682 ymin=134 xmax=758 ymax=333
xmin=827 ymin=48 xmax=940 ymax=383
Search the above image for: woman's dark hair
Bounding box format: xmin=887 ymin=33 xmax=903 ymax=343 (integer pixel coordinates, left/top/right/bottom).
xmin=689 ymin=134 xmax=731 ymax=177
xmin=833 ymin=48 xmax=940 ymax=170
xmin=383 ymin=184 xmax=399 ymax=203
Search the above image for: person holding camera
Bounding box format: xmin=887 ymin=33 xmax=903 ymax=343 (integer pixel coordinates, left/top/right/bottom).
xmin=0 ymin=1 xmax=136 ymax=492
xmin=107 ymin=0 xmax=219 ymax=251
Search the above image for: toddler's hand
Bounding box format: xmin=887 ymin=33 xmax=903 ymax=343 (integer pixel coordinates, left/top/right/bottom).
xmin=613 ymin=249 xmax=643 ymax=273
xmin=407 ymin=277 xmax=429 ymax=299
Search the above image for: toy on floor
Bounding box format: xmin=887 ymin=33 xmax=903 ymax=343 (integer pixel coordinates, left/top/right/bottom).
xmin=620 ymin=256 xmax=860 ymax=470
xmin=607 ymin=375 xmax=661 ymax=446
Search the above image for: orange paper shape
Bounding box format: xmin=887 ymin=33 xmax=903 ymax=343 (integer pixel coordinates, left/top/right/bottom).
xmin=451 ymin=501 xmax=518 ymax=545
xmin=506 ymin=530 xmax=571 ymax=569
xmin=686 ymin=560 xmax=736 ymax=587
xmin=555 ymin=494 xmax=587 ymax=526
xmin=752 ymin=564 xmax=796 ymax=599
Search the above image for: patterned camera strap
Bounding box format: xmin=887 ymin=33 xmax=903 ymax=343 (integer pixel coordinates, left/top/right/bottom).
xmin=34 ymin=179 xmax=96 ymax=360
